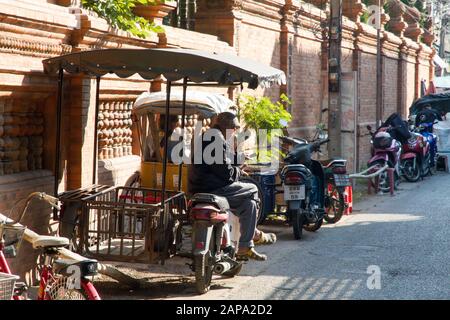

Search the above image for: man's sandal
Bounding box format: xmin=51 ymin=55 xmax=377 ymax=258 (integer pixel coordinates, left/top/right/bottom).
xmin=254 ymin=232 xmax=277 ymax=245
xmin=236 ymin=247 xmax=267 ymax=261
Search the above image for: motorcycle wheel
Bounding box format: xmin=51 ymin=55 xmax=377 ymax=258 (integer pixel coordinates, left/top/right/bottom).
xmin=402 ymin=158 xmax=421 ymax=182
xmin=303 ymin=217 xmax=323 ymax=232
xmin=422 ymin=153 xmax=431 ymax=177
xmin=194 ymin=230 xmax=216 ymax=294
xmin=324 ymin=184 xmax=345 ymax=224
xmin=290 ymin=209 xmax=305 ymax=240
xmin=370 ymin=160 xmax=396 ymax=193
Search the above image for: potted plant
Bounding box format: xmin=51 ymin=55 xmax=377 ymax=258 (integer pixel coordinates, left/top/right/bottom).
xmin=238 ymin=93 xmax=292 ymax=163
xmin=133 ymin=0 xmax=178 ymax=25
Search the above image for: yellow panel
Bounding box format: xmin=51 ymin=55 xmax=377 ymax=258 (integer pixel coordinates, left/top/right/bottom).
xmin=141 ymin=161 xmax=188 ymax=193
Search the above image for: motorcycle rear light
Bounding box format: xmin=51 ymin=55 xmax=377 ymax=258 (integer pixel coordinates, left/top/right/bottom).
xmin=190 ymin=209 xmax=213 ymax=220
xmin=190 ymin=208 xmax=228 ymax=222
xmin=285 ymin=172 xmax=304 ymax=185
xmin=332 ymin=166 xmax=347 ymax=174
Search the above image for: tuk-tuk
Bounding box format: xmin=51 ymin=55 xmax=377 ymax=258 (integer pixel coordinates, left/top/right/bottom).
xmin=42 ymin=48 xmax=286 ymax=266
xmin=132 ymin=89 xmax=237 ymax=193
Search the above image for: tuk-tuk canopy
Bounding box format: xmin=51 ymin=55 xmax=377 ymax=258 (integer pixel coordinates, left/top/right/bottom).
xmin=409 ymin=92 xmax=450 ymax=115
xmin=42 ymin=48 xmax=286 ymax=89
xmin=133 ymin=90 xmax=235 ymax=118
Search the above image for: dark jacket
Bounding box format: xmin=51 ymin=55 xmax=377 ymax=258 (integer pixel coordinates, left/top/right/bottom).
xmin=188 ymin=127 xmax=242 ymax=194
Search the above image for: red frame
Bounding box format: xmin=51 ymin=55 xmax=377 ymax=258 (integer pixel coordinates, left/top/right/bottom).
xmin=0 ymin=242 xmax=100 ymax=300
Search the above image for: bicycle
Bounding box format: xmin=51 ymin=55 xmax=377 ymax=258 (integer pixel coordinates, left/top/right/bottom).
xmin=0 ymin=192 xmax=101 ymax=300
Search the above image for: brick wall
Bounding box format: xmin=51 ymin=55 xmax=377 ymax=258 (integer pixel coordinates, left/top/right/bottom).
xmin=383 ymin=57 xmax=399 ymax=119
xmin=289 ymin=36 xmax=323 ymax=137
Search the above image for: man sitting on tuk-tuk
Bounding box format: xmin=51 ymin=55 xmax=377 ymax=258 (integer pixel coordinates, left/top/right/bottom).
xmin=188 ymin=112 xmax=276 ymax=261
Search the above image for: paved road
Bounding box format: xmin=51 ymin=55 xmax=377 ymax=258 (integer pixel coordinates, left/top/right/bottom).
xmin=99 ymin=172 xmax=450 ymax=300
xmin=181 ymin=171 xmax=450 ymax=300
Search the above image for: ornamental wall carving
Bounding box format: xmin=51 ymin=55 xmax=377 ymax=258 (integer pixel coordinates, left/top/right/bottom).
xmin=0 ymin=99 xmax=44 ymax=176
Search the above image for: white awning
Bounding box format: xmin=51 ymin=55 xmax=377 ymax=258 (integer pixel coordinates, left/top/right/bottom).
xmin=133 ymin=90 xmax=236 ymax=118
xmin=434 ymin=54 xmax=448 ymax=70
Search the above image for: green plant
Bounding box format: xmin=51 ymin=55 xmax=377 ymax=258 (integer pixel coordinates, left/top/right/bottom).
xmin=360 ymin=11 xmax=369 ymax=23
xmin=81 ymin=0 xmax=166 ymax=38
xmin=238 ymin=94 xmax=292 ymax=162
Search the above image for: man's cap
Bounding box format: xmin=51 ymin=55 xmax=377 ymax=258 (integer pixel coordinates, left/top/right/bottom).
xmin=217 ymin=112 xmax=240 ymax=129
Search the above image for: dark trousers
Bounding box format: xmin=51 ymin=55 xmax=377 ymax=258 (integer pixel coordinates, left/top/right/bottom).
xmin=212 ymin=182 xmax=259 ymax=248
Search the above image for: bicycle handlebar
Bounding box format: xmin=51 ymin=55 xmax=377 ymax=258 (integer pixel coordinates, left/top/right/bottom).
xmin=7 ymin=192 xmax=60 ymax=225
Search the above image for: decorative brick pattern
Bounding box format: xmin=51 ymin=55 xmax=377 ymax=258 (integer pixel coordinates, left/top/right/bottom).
xmin=0 ymin=99 xmax=44 ymax=176
xmin=98 ymin=100 xmax=134 ymax=160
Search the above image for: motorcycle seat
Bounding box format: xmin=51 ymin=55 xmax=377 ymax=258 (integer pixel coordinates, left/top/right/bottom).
xmin=190 ymin=193 xmax=230 ymax=212
xmin=319 ymin=158 xmax=346 ymax=168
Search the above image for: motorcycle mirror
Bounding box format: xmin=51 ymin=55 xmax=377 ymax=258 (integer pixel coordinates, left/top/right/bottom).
xmin=366 ymin=125 xmax=372 ymax=131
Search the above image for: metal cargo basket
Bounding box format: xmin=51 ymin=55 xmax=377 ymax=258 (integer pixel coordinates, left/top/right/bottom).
xmin=79 ymin=186 xmax=187 ymax=263
xmin=0 ymin=272 xmax=19 ymax=300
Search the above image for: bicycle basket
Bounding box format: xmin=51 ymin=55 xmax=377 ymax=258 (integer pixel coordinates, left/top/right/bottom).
xmin=0 ymin=272 xmax=19 ymax=300
xmin=0 ymin=224 xmax=26 ymax=258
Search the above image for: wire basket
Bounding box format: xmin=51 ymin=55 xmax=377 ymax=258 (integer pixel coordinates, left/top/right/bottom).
xmin=0 ymin=223 xmax=26 ymax=258
xmin=0 ymin=272 xmax=19 ymax=300
xmin=79 ymin=186 xmax=187 ymax=263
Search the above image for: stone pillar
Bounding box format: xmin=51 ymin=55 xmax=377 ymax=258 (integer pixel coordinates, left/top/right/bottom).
xmin=397 ymin=43 xmax=408 ymax=117
xmin=195 ymin=0 xmax=243 ymax=47
xmin=280 ymin=1 xmax=298 ymax=98
xmin=385 ymin=0 xmax=408 ymax=37
xmin=66 ymin=76 xmax=98 ymax=189
xmin=404 ymin=5 xmax=423 ymax=42
xmin=422 ymin=17 xmax=435 ymax=47
xmin=343 ymin=0 xmax=365 ymax=22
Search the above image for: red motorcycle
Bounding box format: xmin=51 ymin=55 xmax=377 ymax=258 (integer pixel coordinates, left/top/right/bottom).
xmin=400 ymin=132 xmax=430 ymax=182
xmin=367 ymin=126 xmax=402 ymax=192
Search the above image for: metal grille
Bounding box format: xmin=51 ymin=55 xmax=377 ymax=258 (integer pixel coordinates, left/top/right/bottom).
xmin=0 ymin=272 xmax=19 ymax=300
xmin=79 ymin=186 xmax=187 ymax=263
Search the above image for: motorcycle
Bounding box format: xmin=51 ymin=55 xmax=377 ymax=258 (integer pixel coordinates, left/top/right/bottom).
xmin=280 ymin=137 xmax=329 ymax=240
xmin=320 ymin=158 xmax=350 ymax=223
xmin=416 ymin=122 xmax=438 ymax=176
xmin=367 ymin=125 xmax=402 ymax=192
xmin=188 ymin=193 xmax=243 ymax=294
xmin=400 ymin=130 xmax=430 ymax=182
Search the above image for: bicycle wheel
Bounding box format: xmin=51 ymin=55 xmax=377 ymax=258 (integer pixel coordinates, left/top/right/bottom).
xmin=46 ymin=276 xmax=97 ymax=300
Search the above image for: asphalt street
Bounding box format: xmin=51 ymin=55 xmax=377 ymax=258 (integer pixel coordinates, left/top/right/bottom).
xmin=176 ymin=171 xmax=450 ymax=300
xmin=97 ymin=171 xmax=450 ymax=300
